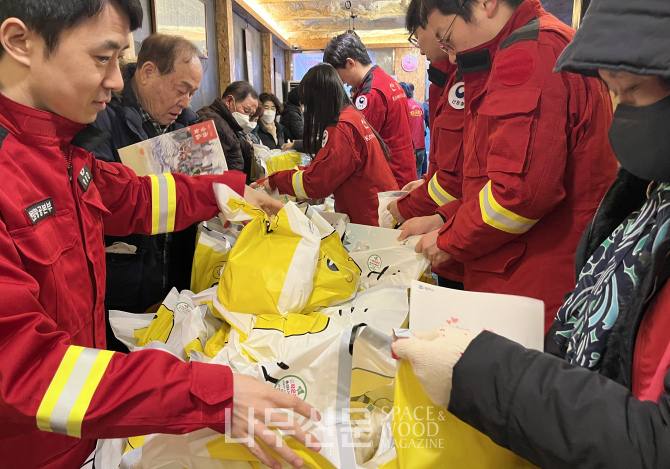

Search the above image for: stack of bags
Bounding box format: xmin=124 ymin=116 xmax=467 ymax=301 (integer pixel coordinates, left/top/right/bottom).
xmin=104 ymin=186 xmax=424 ymax=469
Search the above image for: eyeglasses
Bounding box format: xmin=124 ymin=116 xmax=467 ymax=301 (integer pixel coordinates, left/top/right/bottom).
xmin=407 ymin=26 xmax=419 ymax=48
xmin=437 ymin=0 xmax=467 ymax=53
xmin=437 ymin=14 xmax=459 ymax=53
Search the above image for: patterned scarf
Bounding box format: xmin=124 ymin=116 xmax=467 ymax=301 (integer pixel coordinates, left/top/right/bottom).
xmin=555 ymin=183 xmax=670 ymax=370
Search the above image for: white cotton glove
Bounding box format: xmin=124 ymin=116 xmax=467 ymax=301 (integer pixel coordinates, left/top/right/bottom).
xmin=391 ymin=327 xmax=478 ymax=409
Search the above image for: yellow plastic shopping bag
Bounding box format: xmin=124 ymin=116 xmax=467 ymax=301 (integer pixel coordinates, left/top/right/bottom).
xmin=302 ymin=206 xmax=361 ymax=311
xmin=190 ymin=221 xmax=241 ymax=294
xmin=134 ymin=289 xmax=209 ymax=360
xmin=218 ymin=201 xmax=321 ymax=315
xmin=392 ymin=360 xmax=538 ymax=469
xmin=266 ymin=151 xmax=303 ymax=175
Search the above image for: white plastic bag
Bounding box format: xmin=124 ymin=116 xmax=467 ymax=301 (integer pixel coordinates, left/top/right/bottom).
xmin=376 ymin=191 xmax=408 ymax=229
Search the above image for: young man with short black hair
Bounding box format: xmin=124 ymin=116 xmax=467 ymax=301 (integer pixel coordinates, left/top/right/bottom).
xmin=323 ymin=33 xmax=417 ymax=188
xmin=0 ymin=1 xmax=317 ymax=468
xmin=403 ymin=0 xmax=618 ymax=331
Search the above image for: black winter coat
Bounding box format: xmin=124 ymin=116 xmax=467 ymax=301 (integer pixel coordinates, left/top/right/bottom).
xmin=448 ymin=169 xmax=670 ymax=469
xmin=197 ymin=98 xmax=248 ymax=172
xmin=280 ymin=103 xmax=304 ymax=142
xmin=92 ymin=64 xmax=199 ymax=320
xmin=257 ymin=119 xmax=285 ymax=150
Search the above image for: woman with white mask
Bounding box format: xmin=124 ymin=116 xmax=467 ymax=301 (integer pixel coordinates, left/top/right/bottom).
xmin=257 ymin=92 xmax=286 ymax=150
xmin=197 ymin=81 xmax=259 ymax=178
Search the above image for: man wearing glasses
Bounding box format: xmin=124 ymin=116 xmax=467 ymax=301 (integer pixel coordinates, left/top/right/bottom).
xmin=390 ymin=0 xmax=467 ymax=290
xmin=403 ymin=0 xmax=618 ymax=332
xmin=323 ymin=33 xmax=417 ymax=188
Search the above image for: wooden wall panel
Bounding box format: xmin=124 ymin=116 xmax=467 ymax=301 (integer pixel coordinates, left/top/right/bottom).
xmin=393 ymin=47 xmax=426 ymax=102
xmin=216 ymin=0 xmax=236 ymax=91
xmin=262 ymin=32 xmax=274 ymax=93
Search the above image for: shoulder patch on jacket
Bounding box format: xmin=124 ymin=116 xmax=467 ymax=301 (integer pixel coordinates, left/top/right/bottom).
xmin=428 ymin=66 xmax=448 ymax=88
xmin=0 ymin=125 xmax=8 ymax=150
xmin=71 ymin=125 xmax=111 ymax=152
xmin=456 ymin=49 xmax=492 ymax=75
xmin=495 ymin=49 xmax=536 ymax=86
xmin=500 ymin=17 xmax=540 ymax=50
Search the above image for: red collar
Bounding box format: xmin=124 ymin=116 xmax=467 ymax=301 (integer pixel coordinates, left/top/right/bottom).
xmin=455 ymin=0 xmax=545 ymax=74
xmin=0 ymin=92 xmax=86 ymax=146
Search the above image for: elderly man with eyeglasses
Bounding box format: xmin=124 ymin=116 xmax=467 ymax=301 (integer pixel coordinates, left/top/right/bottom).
xmin=399 ymin=0 xmax=618 ymax=333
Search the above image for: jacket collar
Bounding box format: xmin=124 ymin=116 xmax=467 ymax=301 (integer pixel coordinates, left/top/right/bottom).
xmin=456 ymin=0 xmax=544 ymax=75
xmin=211 ymin=97 xmax=243 ymax=132
xmin=0 ymin=92 xmax=87 ymax=146
xmin=355 ymin=65 xmax=378 ymax=96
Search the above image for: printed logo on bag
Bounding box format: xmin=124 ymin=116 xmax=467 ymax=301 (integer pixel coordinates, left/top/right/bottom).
xmin=367 ymin=254 xmax=383 ymax=272
xmin=448 ymin=82 xmax=465 ymax=110
xmin=322 ymin=130 xmax=329 ymax=147
xmin=275 ymin=375 xmax=307 ymax=400
xmin=175 ymin=302 xmax=193 ymax=315
xmin=356 ymin=95 xmax=368 ymax=110
xmin=212 ymin=262 xmax=226 ymax=280
xmin=78 ymin=164 xmax=92 ymax=191
xmin=25 ymin=198 xmax=55 ymax=225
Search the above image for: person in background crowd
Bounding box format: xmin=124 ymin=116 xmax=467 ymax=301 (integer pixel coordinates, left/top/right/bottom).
xmin=257 ymin=92 xmax=285 ymax=150
xmin=390 ymin=0 xmax=466 ymax=290
xmin=245 ymin=105 xmax=263 ymax=146
xmin=402 ymin=0 xmax=618 ymax=331
xmin=399 ymin=82 xmax=427 ymax=179
xmin=0 ymin=1 xmax=316 ymax=468
xmin=394 ymin=1 xmax=670 ymax=467
xmin=280 ymin=87 xmax=305 ymax=152
xmin=258 ymin=64 xmax=398 ymax=225
xmin=324 ymin=33 xmax=417 ymax=188
xmin=93 ymin=34 xmax=206 ymax=348
xmin=197 ymin=81 xmax=259 ymax=174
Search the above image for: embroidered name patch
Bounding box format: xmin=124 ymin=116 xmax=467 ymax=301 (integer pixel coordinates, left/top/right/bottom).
xmin=25 ymin=198 xmax=55 ymax=225
xmin=78 ymin=164 xmax=92 ymax=192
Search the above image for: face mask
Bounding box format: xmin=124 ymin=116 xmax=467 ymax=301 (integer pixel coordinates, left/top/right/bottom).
xmin=609 ymin=95 xmax=670 ymax=182
xmin=262 ymin=110 xmax=276 ymax=124
xmin=242 ymin=119 xmax=257 ymax=134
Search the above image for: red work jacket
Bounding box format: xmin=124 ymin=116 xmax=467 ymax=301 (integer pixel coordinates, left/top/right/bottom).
xmin=427 ymin=59 xmax=451 ymax=132
xmin=407 ymin=98 xmax=426 ymax=150
xmin=0 ymin=93 xmax=246 ymax=468
xmin=435 ymin=0 xmax=618 ymax=331
xmin=353 ymin=66 xmax=417 ymax=188
xmin=397 ymin=66 xmax=464 ymax=221
xmin=269 ymin=105 xmax=398 ymax=225
xmin=397 ymin=65 xmax=466 ymax=282
xmin=634 ymin=283 xmax=670 ymax=402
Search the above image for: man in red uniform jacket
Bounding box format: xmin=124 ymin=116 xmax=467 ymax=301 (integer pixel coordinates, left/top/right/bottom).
xmin=389 ymin=0 xmax=466 ymax=288
xmin=323 ymin=33 xmax=417 ymax=188
xmin=400 ymin=82 xmax=427 ymax=179
xmin=0 ymin=2 xmax=319 ymax=468
xmin=407 ymin=0 xmax=618 ymax=331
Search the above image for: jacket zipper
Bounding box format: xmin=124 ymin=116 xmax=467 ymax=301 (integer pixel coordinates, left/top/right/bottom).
xmin=63 ymin=146 xmax=99 ymax=346
xmin=62 ymin=147 xmax=74 ymax=181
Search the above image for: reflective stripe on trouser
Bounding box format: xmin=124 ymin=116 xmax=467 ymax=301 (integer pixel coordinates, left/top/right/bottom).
xmin=479 ymin=180 xmax=538 ymax=234
xmin=149 ymin=173 xmax=177 ymax=235
xmin=427 ymin=173 xmax=456 ymax=206
xmin=36 ymin=346 xmax=115 ymax=438
xmin=292 ymin=171 xmax=308 ymax=198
